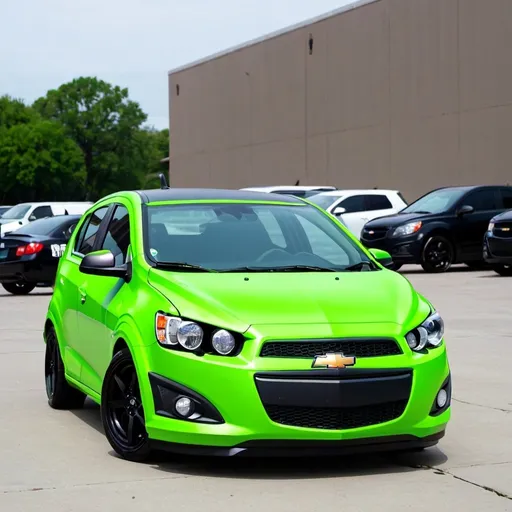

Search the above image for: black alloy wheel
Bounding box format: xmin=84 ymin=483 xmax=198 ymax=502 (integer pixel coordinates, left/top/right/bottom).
xmin=421 ymin=236 xmax=454 ymax=273
xmin=101 ymin=349 xmax=151 ymax=462
xmin=45 ymin=326 xmax=86 ymax=409
xmin=492 ymin=264 xmax=512 ymax=277
xmin=2 ymin=281 xmax=36 ymax=295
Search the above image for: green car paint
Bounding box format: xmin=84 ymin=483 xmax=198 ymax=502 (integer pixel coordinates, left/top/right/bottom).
xmin=44 ymin=189 xmax=450 ymax=460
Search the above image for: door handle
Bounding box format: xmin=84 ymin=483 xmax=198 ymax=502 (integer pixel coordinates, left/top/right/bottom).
xmin=79 ymin=287 xmax=87 ymax=305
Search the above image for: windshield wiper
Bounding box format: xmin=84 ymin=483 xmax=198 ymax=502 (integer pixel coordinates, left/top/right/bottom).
xmin=407 ymin=210 xmax=431 ymax=214
xmin=220 ymin=265 xmax=337 ymax=273
xmin=154 ymin=261 xmax=216 ymax=273
xmin=343 ymin=261 xmax=377 ymax=272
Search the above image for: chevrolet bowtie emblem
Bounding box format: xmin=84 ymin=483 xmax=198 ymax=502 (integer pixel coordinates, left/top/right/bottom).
xmin=312 ymin=352 xmax=356 ymax=369
xmin=500 ymin=227 xmax=510 ymax=231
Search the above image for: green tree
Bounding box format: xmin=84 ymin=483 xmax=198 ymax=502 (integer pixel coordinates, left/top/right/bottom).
xmin=0 ymin=120 xmax=86 ymax=204
xmin=0 ymin=95 xmax=38 ymax=130
xmin=136 ymin=127 xmax=169 ymax=189
xmin=33 ymin=77 xmax=148 ymax=200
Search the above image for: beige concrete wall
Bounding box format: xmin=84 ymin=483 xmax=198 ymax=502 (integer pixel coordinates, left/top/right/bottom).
xmin=168 ymin=0 xmax=512 ymax=202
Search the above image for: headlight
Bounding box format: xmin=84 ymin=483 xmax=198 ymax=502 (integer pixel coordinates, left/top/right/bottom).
xmin=405 ymin=311 xmax=444 ymax=352
xmin=212 ymin=329 xmax=236 ymax=355
xmin=392 ymin=221 xmax=422 ymax=237
xmin=177 ymin=321 xmax=203 ymax=350
xmin=155 ymin=312 xmax=242 ymax=355
xmin=155 ymin=313 xmax=203 ymax=350
xmin=488 ymin=221 xmax=495 ymax=232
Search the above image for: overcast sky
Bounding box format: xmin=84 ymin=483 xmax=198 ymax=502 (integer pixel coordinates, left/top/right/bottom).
xmin=1 ymin=0 xmax=353 ymax=129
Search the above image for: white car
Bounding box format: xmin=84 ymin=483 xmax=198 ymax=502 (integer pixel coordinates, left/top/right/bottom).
xmin=241 ymin=185 xmax=336 ymax=198
xmin=307 ymin=189 xmax=407 ymax=238
xmin=0 ymin=202 xmax=92 ymax=236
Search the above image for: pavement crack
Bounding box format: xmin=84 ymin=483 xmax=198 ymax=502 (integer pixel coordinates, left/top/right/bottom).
xmin=453 ymin=397 xmax=512 ymax=413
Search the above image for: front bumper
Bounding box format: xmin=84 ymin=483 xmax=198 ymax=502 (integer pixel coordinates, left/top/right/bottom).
xmin=483 ymin=233 xmax=512 ymax=265
xmin=139 ymin=328 xmax=451 ymax=454
xmin=361 ymin=231 xmax=425 ymax=264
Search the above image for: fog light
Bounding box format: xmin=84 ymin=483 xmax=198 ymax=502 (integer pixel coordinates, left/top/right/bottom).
xmin=406 ymin=332 xmax=418 ymax=349
xmin=175 ymin=396 xmax=194 ymax=417
xmin=436 ymin=388 xmax=448 ymax=409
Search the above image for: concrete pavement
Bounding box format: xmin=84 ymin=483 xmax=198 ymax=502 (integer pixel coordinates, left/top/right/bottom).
xmin=0 ymin=265 xmax=511 ymax=511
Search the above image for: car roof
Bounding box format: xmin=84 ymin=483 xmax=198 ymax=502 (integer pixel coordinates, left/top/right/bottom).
xmin=312 ymin=189 xmax=400 ymax=197
xmin=135 ymin=188 xmax=304 ymax=204
xmin=242 ymin=185 xmax=336 ymax=192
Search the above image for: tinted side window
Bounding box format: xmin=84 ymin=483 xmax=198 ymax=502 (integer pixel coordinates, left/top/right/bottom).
xmin=500 ymin=189 xmax=512 ymax=209
xmin=463 ymin=190 xmax=498 ymax=211
xmin=366 ymin=195 xmax=393 ymax=211
xmin=74 ymin=206 xmax=109 ymax=255
xmin=31 ymin=206 xmax=53 ymax=220
xmin=338 ymin=195 xmax=366 ymax=213
xmin=99 ymin=206 xmax=130 ymax=266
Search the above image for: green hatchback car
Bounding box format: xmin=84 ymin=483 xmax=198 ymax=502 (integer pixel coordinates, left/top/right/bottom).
xmin=44 ymin=188 xmax=451 ymax=461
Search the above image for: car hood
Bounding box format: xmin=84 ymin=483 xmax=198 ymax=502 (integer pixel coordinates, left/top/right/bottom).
xmin=148 ymin=268 xmax=429 ymax=333
xmin=364 ymin=212 xmax=430 ymax=228
xmin=492 ymin=209 xmax=512 ymax=222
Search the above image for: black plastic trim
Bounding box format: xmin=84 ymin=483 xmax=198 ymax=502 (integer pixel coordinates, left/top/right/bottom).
xmin=430 ymin=374 xmax=452 ymax=417
xmin=148 ymin=372 xmax=224 ymax=424
xmin=254 ymin=371 xmax=412 ymax=409
xmin=149 ymin=430 xmax=446 ymax=458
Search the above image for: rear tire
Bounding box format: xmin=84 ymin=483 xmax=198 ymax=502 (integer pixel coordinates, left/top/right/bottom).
xmin=101 ymin=349 xmax=151 ymax=462
xmin=492 ymin=264 xmax=512 ymax=276
xmin=45 ymin=326 xmax=86 ymax=409
xmin=421 ymin=236 xmax=454 ymax=273
xmin=2 ymin=282 xmax=36 ymax=295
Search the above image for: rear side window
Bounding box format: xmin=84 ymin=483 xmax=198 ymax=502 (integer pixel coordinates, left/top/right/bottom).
xmin=99 ymin=205 xmax=131 ymax=266
xmin=463 ymin=189 xmax=498 ymax=211
xmin=31 ymin=205 xmax=53 ymax=220
xmin=365 ymin=195 xmax=393 ymax=211
xmin=338 ymin=195 xmax=366 ymax=213
xmin=74 ymin=206 xmax=109 ymax=255
xmin=500 ymin=189 xmax=512 ymax=209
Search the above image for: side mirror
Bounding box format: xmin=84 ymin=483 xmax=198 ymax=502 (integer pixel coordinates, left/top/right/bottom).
xmin=368 ymin=248 xmax=394 ymax=269
xmin=332 ymin=206 xmax=346 ymax=216
xmin=79 ymin=250 xmax=127 ymax=279
xmin=456 ymin=204 xmax=474 ymax=217
xmin=29 ymin=215 xmax=36 ymax=221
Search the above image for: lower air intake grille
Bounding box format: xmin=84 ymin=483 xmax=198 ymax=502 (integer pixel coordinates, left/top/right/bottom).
xmin=265 ymin=400 xmax=408 ymax=430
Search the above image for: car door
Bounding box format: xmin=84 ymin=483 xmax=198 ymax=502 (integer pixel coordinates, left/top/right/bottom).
xmin=75 ymin=203 xmax=131 ymax=394
xmin=59 ymin=205 xmax=111 ymax=384
xmin=364 ymin=194 xmax=396 ymax=222
xmin=332 ymin=194 xmax=367 ymax=237
xmin=455 ymin=188 xmax=501 ymax=259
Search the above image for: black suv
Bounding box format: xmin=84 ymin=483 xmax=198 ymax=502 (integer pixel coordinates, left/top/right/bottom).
xmin=361 ymin=185 xmax=512 ymax=273
xmin=483 ymin=209 xmax=512 ymax=276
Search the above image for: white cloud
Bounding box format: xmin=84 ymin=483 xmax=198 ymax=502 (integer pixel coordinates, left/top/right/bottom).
xmin=0 ymin=0 xmax=354 ymax=129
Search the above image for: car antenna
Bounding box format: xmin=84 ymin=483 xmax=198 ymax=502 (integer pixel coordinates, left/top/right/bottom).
xmin=295 ymin=179 xmax=300 ymax=186
xmin=159 ymin=173 xmax=170 ymax=189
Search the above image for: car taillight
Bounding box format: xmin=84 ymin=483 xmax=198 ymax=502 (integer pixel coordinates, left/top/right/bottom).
xmin=16 ymin=242 xmax=44 ymax=257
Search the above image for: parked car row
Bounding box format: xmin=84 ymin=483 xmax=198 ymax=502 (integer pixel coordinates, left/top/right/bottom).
xmin=241 ymin=184 xmax=512 ymax=276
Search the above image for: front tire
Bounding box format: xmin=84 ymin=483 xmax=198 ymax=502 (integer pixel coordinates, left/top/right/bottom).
xmin=421 ymin=236 xmax=454 ymax=273
xmin=2 ymin=282 xmax=36 ymax=295
xmin=492 ymin=264 xmax=512 ymax=276
xmin=45 ymin=326 xmax=86 ymax=409
xmin=101 ymin=349 xmax=151 ymax=462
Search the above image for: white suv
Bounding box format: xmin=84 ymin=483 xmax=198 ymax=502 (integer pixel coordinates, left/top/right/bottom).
xmin=308 ymin=189 xmax=407 ymax=238
xmin=241 ymin=186 xmax=336 ymax=198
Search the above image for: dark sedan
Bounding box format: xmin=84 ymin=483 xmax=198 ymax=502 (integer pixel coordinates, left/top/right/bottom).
xmin=483 ymin=209 xmax=512 ymax=276
xmin=361 ymin=185 xmax=512 ymax=273
xmin=0 ymin=215 xmax=80 ymax=295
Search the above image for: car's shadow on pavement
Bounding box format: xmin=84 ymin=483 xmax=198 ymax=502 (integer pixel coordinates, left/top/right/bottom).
xmin=399 ymin=265 xmax=491 ymax=275
xmin=72 ymin=400 xmax=448 ymax=479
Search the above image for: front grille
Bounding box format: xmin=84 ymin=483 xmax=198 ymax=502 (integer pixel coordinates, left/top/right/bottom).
xmin=265 ymin=400 xmax=408 ymax=430
xmin=493 ymin=223 xmax=512 ymax=238
xmin=362 ymin=227 xmax=389 ymax=241
xmin=260 ymin=339 xmax=402 ymax=358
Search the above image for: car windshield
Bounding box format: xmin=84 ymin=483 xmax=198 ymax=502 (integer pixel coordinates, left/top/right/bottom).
xmin=14 ymin=216 xmax=73 ymax=236
xmin=145 ymin=203 xmax=374 ymax=272
xmin=401 ymin=188 xmax=466 ymax=214
xmin=307 ymin=194 xmax=338 ymax=210
xmin=1 ymin=204 xmax=31 ymax=220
